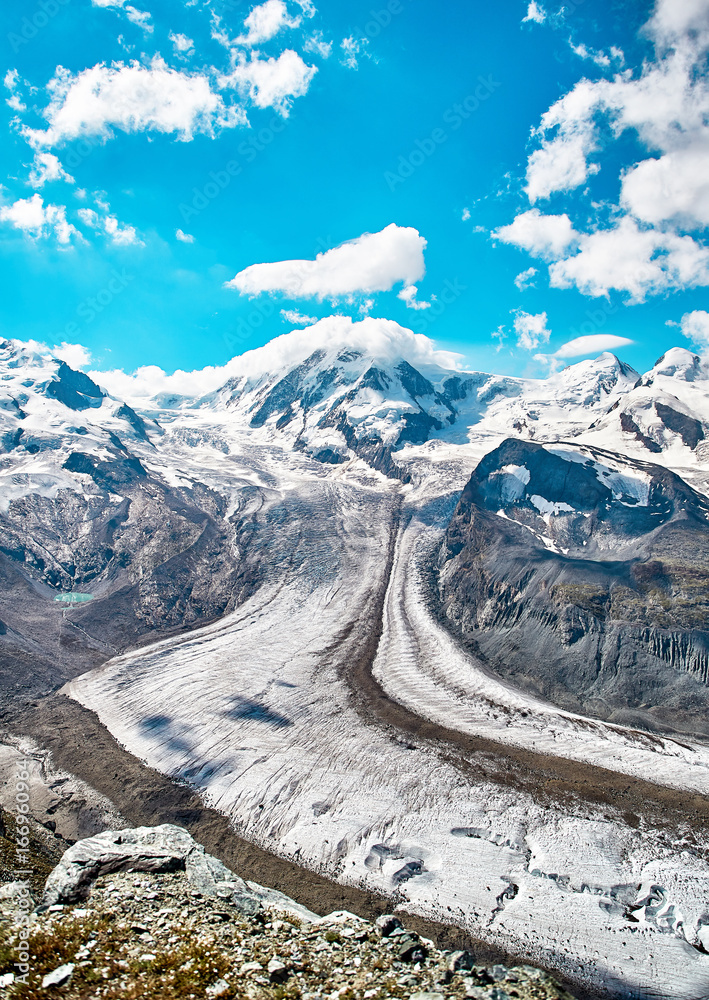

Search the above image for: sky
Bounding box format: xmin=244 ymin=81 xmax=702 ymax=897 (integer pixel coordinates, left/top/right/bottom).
xmin=1 ymin=0 xmax=709 ymax=382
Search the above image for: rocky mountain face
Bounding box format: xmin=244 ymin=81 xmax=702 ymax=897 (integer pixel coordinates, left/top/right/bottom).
xmin=438 ymin=438 xmax=709 ymax=736
xmin=0 ymin=342 xmax=258 ymax=707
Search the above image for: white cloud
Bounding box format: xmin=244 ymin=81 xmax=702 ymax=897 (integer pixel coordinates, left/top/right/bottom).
xmin=5 ymin=69 xmax=26 ymax=111
xmin=169 ymin=32 xmax=195 ymax=55
xmin=237 ymin=0 xmax=300 ymax=46
xmin=680 ymin=309 xmax=709 ymax=348
xmin=53 ymin=341 xmax=93 ymax=368
xmin=513 ymin=310 xmax=550 ymax=350
xmin=26 ymin=58 xmax=246 ymax=148
xmin=499 ymin=0 xmax=709 ymax=306
xmin=91 ymin=0 xmax=153 ymax=32
xmin=220 ymin=50 xmax=316 ymax=115
xmin=494 ymin=209 xmax=579 ymax=260
xmin=29 ymin=152 xmax=75 ymax=188
xmin=548 ymin=218 xmax=709 ymax=303
xmin=176 ymin=228 xmax=195 ymax=243
xmin=620 ymin=140 xmax=709 ymax=229
xmin=226 ymin=224 xmax=426 ymax=300
xmin=78 ymin=205 xmax=143 ymax=245
xmin=526 ymin=81 xmax=601 ymax=202
xmin=570 ymin=42 xmax=612 ymax=68
xmin=525 ymin=3 xmax=709 ymax=207
xmin=340 ymin=37 xmax=370 ymax=70
xmin=397 ymin=284 xmax=431 ymax=310
xmin=551 ymin=334 xmax=633 ymax=359
xmin=92 ymin=316 xmax=463 ymax=404
xmin=461 ymin=207 xmax=471 ymax=221
xmin=522 ymin=2 xmax=546 ymax=24
xmin=304 ymin=32 xmax=332 ymax=58
xmin=0 ymin=194 xmax=80 ymax=245
xmin=280 ymin=308 xmax=318 ymax=325
xmin=514 ymin=266 xmax=537 ymax=290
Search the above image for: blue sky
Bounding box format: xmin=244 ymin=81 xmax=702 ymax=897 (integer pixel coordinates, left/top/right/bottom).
xmin=1 ymin=0 xmax=709 ymax=379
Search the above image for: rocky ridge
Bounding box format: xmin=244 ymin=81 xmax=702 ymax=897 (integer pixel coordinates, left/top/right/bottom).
xmin=439 ymin=437 xmax=709 ymax=735
xmin=0 ymin=825 xmax=576 ymax=1000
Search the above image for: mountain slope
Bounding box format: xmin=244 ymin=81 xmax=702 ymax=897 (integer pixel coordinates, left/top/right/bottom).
xmin=438 ymin=437 xmax=709 ymax=736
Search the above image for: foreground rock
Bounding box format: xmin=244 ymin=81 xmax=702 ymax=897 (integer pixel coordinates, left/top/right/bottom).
xmin=0 ymin=826 xmax=576 ymax=999
xmin=42 ymin=824 xmax=320 ymax=923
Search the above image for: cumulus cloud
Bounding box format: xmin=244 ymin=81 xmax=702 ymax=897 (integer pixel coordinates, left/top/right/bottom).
xmin=29 ymin=152 xmax=75 ymax=188
xmin=236 ymin=0 xmax=300 ymax=45
xmin=514 ymin=266 xmax=537 ymax=290
xmin=304 ymin=32 xmax=332 ymax=58
xmin=340 ymin=37 xmax=370 ymax=70
xmin=0 ymin=194 xmax=80 ymax=245
xmin=620 ymin=141 xmax=709 ymax=228
xmin=513 ymin=310 xmax=550 ymax=350
xmin=496 ymin=0 xmax=709 ymax=305
xmin=91 ymin=316 xmax=463 ymax=404
xmin=548 ymin=218 xmax=709 ymax=302
xmin=680 ymin=309 xmax=709 ymax=348
xmin=523 ymin=0 xmax=709 ymax=214
xmin=522 ymin=2 xmax=546 ymax=24
xmin=169 ymin=32 xmax=195 ymax=55
xmin=220 ymin=50 xmax=316 ymax=114
xmin=397 ymin=284 xmax=431 ymax=310
xmin=461 ymin=208 xmax=471 ymax=221
xmin=551 ymin=334 xmax=633 ymax=359
xmin=25 ymin=58 xmax=245 ymax=148
xmin=53 ymin=341 xmax=93 ymax=368
xmin=280 ymin=308 xmax=318 ymax=325
xmin=78 ymin=205 xmax=143 ymax=245
xmin=226 ymin=224 xmax=427 ymax=300
xmin=176 ymin=228 xmax=195 ymax=243
xmin=494 ymin=209 xmax=579 ymax=260
xmin=91 ymin=0 xmax=153 ymax=32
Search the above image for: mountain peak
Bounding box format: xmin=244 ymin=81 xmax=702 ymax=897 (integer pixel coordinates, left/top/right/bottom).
xmin=649 ymin=347 xmax=705 ymax=381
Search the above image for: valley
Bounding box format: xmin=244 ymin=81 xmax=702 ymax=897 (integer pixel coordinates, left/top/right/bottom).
xmin=2 ymin=327 xmax=709 ymax=997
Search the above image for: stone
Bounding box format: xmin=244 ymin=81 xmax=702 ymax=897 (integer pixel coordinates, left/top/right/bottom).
xmin=375 ymin=913 xmax=403 ymax=937
xmin=207 ymin=979 xmax=230 ymax=997
xmin=410 ymin=994 xmax=444 ymax=1000
xmin=448 ymin=949 xmax=476 ymax=972
xmin=41 ymin=963 xmax=74 ymax=989
xmin=396 ymin=934 xmax=427 ymax=963
xmin=267 ymin=958 xmax=289 ymax=983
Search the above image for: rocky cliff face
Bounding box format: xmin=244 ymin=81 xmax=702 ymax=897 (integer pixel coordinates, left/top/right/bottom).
xmin=438 ymin=438 xmax=709 ymax=736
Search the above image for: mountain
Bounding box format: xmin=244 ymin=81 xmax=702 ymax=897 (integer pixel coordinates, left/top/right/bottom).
xmin=0 ymin=329 xmax=705 ymax=715
xmin=584 ymin=348 xmax=709 ymax=466
xmin=439 ymin=437 xmax=709 ymax=736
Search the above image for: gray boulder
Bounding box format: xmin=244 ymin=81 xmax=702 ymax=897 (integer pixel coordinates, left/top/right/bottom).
xmin=42 ymin=824 xmax=321 ymax=923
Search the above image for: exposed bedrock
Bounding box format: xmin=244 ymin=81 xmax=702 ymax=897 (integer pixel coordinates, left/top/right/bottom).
xmin=438 ymin=438 xmax=709 ymax=736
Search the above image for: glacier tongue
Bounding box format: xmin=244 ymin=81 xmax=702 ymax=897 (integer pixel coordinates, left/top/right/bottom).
xmin=66 ymin=464 xmax=709 ymax=1000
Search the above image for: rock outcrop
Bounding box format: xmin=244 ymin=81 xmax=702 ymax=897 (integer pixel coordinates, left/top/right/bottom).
xmin=439 ymin=438 xmax=709 ymax=736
